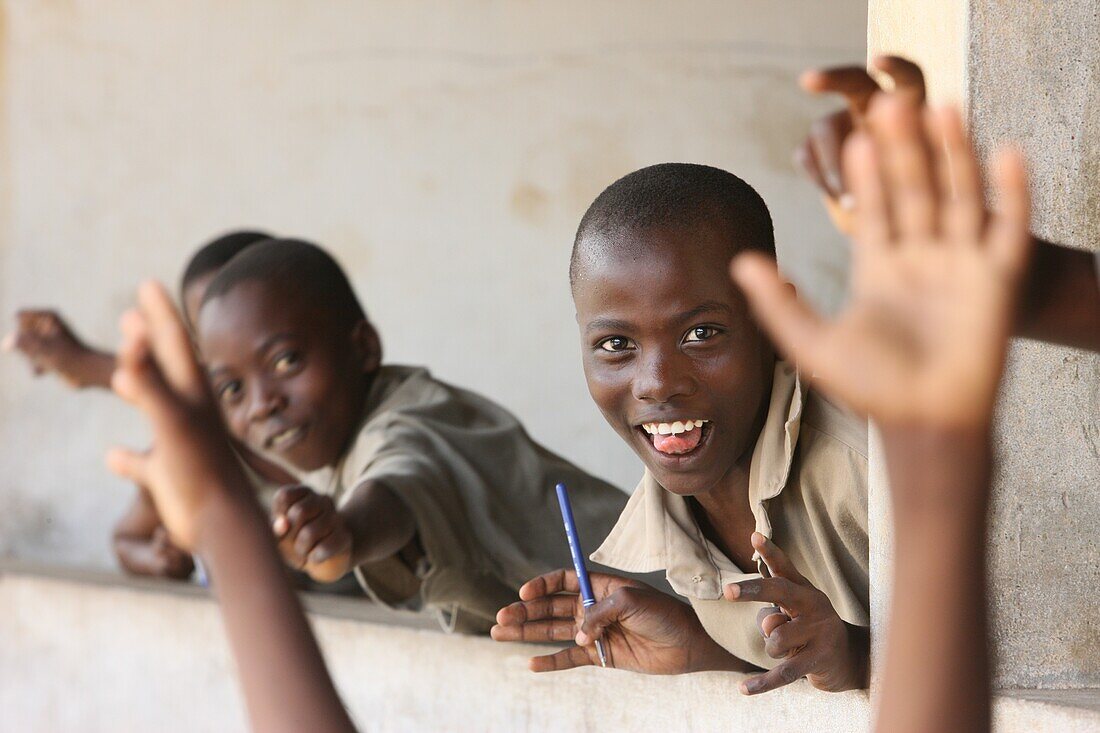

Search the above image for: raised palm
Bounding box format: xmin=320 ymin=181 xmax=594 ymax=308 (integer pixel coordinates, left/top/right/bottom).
xmin=733 ymin=99 xmax=1031 ymax=430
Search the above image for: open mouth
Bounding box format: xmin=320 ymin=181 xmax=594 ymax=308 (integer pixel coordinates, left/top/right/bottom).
xmin=638 ymin=419 xmax=712 ymax=457
xmin=264 ymin=424 xmax=307 ymax=452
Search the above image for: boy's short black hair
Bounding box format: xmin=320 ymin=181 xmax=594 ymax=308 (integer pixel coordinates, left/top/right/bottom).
xmin=570 ymin=163 xmax=775 ymax=288
xmin=179 ymin=230 xmax=274 ymax=296
xmin=200 ymin=238 xmax=368 ymax=332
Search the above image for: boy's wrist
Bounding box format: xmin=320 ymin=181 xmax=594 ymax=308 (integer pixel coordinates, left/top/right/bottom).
xmin=879 ymin=422 xmax=993 ymax=518
xmin=73 ymin=347 xmax=116 ymax=389
xmin=192 ymin=480 xmax=266 ymax=557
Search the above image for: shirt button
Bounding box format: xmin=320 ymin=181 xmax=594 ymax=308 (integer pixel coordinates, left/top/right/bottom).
xmin=691 ymin=574 xmax=703 ymax=583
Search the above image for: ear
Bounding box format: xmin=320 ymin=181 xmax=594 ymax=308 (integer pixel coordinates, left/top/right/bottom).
xmin=350 ymin=320 xmax=382 ymax=375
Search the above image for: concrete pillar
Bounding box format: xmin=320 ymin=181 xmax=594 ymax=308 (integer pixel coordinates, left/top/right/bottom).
xmin=868 ymin=0 xmax=1100 ymax=691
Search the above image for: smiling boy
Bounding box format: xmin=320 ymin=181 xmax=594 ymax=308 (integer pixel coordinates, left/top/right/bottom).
xmin=494 ymin=163 xmax=869 ymax=693
xmin=194 ymin=238 xmax=628 ymax=632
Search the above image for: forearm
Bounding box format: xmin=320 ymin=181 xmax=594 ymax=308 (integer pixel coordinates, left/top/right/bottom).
xmin=1017 ymin=238 xmax=1100 ymax=351
xmin=195 ymin=486 xmax=355 ymax=733
xmin=876 ymin=427 xmax=992 ymax=733
xmin=341 ymin=480 xmax=417 ymax=567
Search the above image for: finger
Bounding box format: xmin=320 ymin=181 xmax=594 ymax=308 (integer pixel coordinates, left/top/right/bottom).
xmin=307 ymin=530 xmax=352 ymax=566
xmin=724 ymin=576 xmax=811 ymax=611
xmin=576 ymin=586 xmax=642 ymax=645
xmin=760 ymin=611 xmax=791 ymax=639
xmin=528 ymin=646 xmax=592 ymax=673
xmin=740 ymin=655 xmax=814 ymax=695
xmin=987 ymin=147 xmax=1033 ymax=275
xmin=496 ymin=595 xmax=579 ymax=626
xmin=730 ymin=253 xmax=827 ymax=369
xmin=870 ymin=94 xmax=938 ymax=240
xmin=799 ymin=66 xmax=881 ymax=119
xmin=844 ymin=130 xmax=892 ymax=249
xmin=930 ymin=106 xmax=985 ymax=243
xmin=105 ymin=447 xmax=151 ymax=487
xmin=489 ymin=618 xmax=578 ymax=643
xmin=751 ymin=532 xmax=808 ymax=584
xmin=519 ymin=568 xmax=580 ymax=601
xmin=872 ymin=55 xmax=926 ymax=104
xmin=135 ymin=281 xmax=204 ymax=399
xmin=808 ymin=111 xmax=854 ymax=196
xmin=295 ymin=514 xmax=337 ymax=558
xmin=113 ymin=310 xmax=174 ymax=415
xmin=756 ymin=605 xmax=786 ymax=632
xmin=794 ymin=138 xmax=832 ymax=195
xmin=271 ymin=485 xmax=313 ymax=533
xmin=1 ymin=332 xmax=14 ymax=352
xmin=764 ymin=619 xmax=814 ymax=660
xmin=285 ymin=494 xmax=328 ymax=536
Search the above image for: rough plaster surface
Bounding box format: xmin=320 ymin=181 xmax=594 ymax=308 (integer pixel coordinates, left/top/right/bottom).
xmin=967 ymin=0 xmax=1099 ymax=691
xmin=3 ymin=569 xmax=1097 ymax=732
xmin=869 ymin=0 xmax=1100 ymax=691
xmin=0 ymin=0 xmax=867 ymax=568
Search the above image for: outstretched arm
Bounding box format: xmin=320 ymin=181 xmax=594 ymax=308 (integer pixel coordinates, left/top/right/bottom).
xmin=106 ymin=281 xmax=354 ymax=733
xmin=1016 ymin=239 xmax=1100 ymax=351
xmin=798 ymin=57 xmax=1100 ymax=352
xmin=733 ymin=97 xmax=1032 ymax=732
xmin=3 ymin=309 xmax=116 ymax=389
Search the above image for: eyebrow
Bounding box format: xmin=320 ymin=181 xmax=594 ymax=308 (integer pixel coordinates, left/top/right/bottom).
xmin=677 ymin=301 xmax=733 ymax=323
xmin=584 ymin=301 xmax=733 ymax=334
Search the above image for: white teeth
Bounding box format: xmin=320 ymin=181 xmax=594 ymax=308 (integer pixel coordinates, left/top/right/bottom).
xmin=641 ymin=420 xmax=709 ymax=435
xmin=271 ymin=427 xmax=301 ymax=448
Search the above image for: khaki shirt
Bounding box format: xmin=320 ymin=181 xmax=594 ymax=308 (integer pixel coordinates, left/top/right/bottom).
xmin=297 ymin=365 xmax=628 ymax=633
xmin=591 ymin=362 xmax=869 ymax=670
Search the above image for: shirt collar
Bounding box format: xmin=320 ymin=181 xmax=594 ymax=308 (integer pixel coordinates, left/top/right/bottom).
xmin=590 ymin=362 xmax=805 ymax=599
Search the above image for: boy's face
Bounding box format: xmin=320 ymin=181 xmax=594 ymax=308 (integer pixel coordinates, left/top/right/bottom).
xmin=196 ymin=280 xmax=378 ymax=472
xmin=573 ymin=224 xmax=775 ymax=497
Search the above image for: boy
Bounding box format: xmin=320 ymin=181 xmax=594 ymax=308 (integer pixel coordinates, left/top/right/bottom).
xmin=494 ymin=163 xmax=869 ymax=694
xmin=3 ymin=230 xmax=295 ymax=579
xmin=192 ymin=238 xmax=628 ymax=632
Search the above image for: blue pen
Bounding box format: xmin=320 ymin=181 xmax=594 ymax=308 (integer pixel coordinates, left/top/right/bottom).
xmin=555 ymin=482 xmax=608 ymax=668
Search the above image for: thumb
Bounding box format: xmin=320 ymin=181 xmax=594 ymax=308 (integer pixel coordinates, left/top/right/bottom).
xmin=1 ymin=332 xmax=14 ymax=352
xmin=576 ymin=588 xmax=639 ymax=646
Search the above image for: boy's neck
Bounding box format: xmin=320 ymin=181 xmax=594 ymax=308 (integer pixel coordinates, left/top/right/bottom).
xmin=689 ymin=461 xmax=758 ymax=572
xmin=685 ymin=377 xmax=773 ymax=571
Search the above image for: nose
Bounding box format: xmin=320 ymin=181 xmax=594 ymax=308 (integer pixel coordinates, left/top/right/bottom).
xmin=631 ymin=347 xmax=696 ymax=403
xmin=246 ymin=379 xmax=286 ymax=423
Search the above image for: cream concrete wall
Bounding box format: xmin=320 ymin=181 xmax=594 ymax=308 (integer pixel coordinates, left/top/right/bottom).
xmin=5 ymin=566 xmax=1098 ymax=733
xmin=868 ymin=0 xmax=1100 ymax=691
xmin=0 ymin=1 xmax=868 ymax=568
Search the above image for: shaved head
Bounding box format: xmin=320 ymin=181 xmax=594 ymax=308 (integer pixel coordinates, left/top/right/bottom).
xmin=570 ymin=163 xmax=775 ymax=291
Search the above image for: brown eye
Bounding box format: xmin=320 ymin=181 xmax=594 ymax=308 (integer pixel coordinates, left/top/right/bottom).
xmin=683 ymin=326 xmax=720 ymax=343
xmin=599 ymin=336 xmax=633 ymax=352
xmin=218 ymin=380 xmax=242 ymax=403
xmin=273 ymin=352 xmax=301 ymax=374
